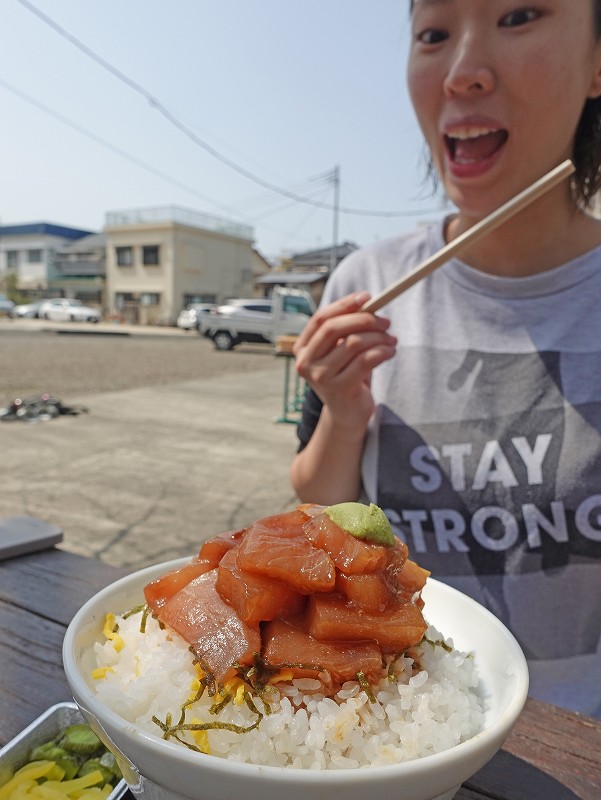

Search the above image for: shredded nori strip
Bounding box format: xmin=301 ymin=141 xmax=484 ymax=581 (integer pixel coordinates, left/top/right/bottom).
xmin=152 ymin=702 xmax=263 ymax=753
xmin=233 ymin=652 xmax=323 ymax=698
xmin=122 ymin=604 xmax=146 ymax=620
xmin=210 ymin=692 xmax=233 ymax=715
xmin=387 ymin=652 xmax=404 ymax=681
xmin=356 ymin=671 xmax=377 ymax=703
xmin=140 ymin=605 xmax=152 ymax=633
xmin=188 ymin=647 xmax=218 ymax=695
xmin=423 ymin=635 xmax=453 ymax=653
xmin=177 ymin=684 xmax=207 ymax=726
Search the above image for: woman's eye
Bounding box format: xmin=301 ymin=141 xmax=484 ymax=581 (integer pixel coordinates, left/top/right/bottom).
xmin=499 ymin=8 xmax=540 ymax=27
xmin=416 ymin=28 xmax=449 ymax=45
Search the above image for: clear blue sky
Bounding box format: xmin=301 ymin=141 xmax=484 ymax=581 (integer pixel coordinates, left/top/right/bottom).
xmin=0 ymin=0 xmax=448 ymax=262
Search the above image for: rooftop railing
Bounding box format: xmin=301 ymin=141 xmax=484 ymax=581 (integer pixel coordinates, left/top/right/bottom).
xmin=105 ymin=205 xmax=253 ymax=241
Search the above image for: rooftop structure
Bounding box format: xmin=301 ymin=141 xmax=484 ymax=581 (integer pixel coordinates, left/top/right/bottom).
xmin=105 ymin=205 xmax=253 ymax=242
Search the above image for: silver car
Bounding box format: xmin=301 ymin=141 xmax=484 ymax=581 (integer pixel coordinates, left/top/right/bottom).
xmin=38 ymin=298 xmax=101 ymax=323
xmin=0 ymin=294 xmax=15 ymax=315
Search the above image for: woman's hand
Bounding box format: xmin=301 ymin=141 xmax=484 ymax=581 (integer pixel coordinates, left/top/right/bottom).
xmin=293 ymin=291 xmax=397 ymax=435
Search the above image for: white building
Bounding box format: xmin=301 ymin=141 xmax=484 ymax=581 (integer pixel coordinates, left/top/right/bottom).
xmin=0 ymin=222 xmax=93 ymax=294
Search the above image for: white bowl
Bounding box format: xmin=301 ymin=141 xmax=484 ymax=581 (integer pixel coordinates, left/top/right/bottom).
xmin=63 ymin=558 xmax=528 ymax=800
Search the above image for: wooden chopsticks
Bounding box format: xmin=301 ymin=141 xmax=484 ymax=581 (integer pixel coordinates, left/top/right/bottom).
xmin=361 ymin=159 xmax=575 ymax=314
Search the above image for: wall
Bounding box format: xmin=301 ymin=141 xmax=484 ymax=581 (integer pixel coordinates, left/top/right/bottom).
xmin=105 ymin=219 xmax=256 ymax=324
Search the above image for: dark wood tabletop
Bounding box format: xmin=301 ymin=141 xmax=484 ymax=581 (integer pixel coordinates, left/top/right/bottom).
xmin=1 ymin=546 xmax=600 ymax=800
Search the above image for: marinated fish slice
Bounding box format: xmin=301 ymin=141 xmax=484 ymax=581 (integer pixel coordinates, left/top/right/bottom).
xmin=334 ymin=571 xmax=393 ymax=612
xmin=307 ymin=593 xmax=427 ymax=653
xmin=397 ymin=558 xmax=430 ymax=593
xmin=236 ymin=510 xmax=335 ymax=594
xmin=389 ymin=557 xmax=431 ymax=607
xmin=158 ymin=569 xmax=261 ymax=681
xmin=302 ymin=512 xmax=388 ymax=574
xmin=197 ymin=529 xmax=245 ymax=562
xmin=263 ymin=617 xmax=384 ymax=683
xmin=216 ymin=547 xmax=306 ymax=625
xmin=144 ymin=531 xmax=246 ymax=613
xmin=144 ymin=558 xmax=217 ymax=613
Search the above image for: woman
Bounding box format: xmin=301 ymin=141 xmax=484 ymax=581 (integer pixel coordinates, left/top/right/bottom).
xmin=291 ymin=0 xmax=601 ymax=717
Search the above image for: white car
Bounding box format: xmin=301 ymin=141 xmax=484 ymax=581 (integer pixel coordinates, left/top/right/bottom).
xmin=39 ymin=298 xmax=101 ymax=323
xmin=10 ymin=300 xmax=46 ymax=318
xmin=200 ymin=290 xmax=313 ymax=350
xmin=176 ymin=303 xmax=215 ymax=331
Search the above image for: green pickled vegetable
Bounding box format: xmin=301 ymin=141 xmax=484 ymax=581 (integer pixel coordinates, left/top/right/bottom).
xmin=77 ymin=758 xmax=114 ymax=785
xmin=59 ymin=724 xmax=102 ymax=755
xmin=19 ymin=719 xmax=122 ymax=794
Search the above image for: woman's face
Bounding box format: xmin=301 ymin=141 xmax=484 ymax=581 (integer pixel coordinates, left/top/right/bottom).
xmin=407 ymin=0 xmax=601 ymax=219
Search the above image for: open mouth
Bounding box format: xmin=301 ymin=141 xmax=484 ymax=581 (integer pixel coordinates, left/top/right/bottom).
xmin=445 ymin=127 xmax=508 ymax=165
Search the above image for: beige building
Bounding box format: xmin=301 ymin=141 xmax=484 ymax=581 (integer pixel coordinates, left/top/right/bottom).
xmin=104 ymin=206 xmax=263 ymax=324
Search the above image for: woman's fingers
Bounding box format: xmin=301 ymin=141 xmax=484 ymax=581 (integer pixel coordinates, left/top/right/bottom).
xmin=295 ymin=307 xmax=392 ymax=369
xmin=293 ymin=291 xmax=371 ymax=352
xmin=306 ymin=330 xmax=397 ymax=383
xmin=292 ymin=291 xmax=396 ymax=424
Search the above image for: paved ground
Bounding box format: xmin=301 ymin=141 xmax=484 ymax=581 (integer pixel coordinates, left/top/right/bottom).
xmin=0 ymin=319 xmax=302 ymax=569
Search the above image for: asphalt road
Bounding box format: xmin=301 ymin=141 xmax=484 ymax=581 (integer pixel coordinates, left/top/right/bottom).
xmin=0 ymin=320 xmax=302 ymax=569
xmin=0 ymin=320 xmax=277 ymax=401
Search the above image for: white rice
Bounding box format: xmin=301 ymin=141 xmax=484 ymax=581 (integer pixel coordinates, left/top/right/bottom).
xmin=90 ymin=609 xmax=484 ymax=769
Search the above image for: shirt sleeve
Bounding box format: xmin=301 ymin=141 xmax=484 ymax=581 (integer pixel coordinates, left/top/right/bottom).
xmin=296 ymin=387 xmax=323 ymax=452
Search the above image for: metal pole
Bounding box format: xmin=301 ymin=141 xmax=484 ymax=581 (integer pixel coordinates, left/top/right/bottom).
xmin=329 ymin=165 xmax=340 ymax=272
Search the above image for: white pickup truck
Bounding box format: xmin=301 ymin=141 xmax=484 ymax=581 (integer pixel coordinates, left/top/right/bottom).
xmin=200 ymin=287 xmax=315 ymax=351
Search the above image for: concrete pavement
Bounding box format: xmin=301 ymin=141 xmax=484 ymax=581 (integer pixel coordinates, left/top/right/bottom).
xmin=0 ymin=323 xmax=304 ymax=569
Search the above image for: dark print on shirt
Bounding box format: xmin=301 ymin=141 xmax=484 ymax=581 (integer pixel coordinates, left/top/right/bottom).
xmin=377 ymin=348 xmax=601 ymax=577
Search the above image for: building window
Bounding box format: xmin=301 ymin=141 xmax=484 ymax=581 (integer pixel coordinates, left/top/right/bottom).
xmin=140 ymin=293 xmax=160 ymax=306
xmin=142 ymin=245 xmax=160 ymax=265
xmin=6 ymin=250 xmax=18 ymax=269
xmin=27 ymin=249 xmax=43 ymax=263
xmin=116 ymin=246 xmax=133 ymax=266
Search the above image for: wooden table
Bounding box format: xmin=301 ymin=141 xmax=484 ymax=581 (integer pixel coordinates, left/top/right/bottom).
xmin=2 ymin=547 xmax=600 ymax=799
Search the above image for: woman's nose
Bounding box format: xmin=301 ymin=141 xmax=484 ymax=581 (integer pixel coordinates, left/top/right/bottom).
xmin=443 ymin=37 xmax=496 ymax=97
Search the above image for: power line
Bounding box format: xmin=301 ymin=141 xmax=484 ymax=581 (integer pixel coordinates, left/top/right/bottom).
xmin=15 ymin=0 xmax=446 ymax=219
xmin=0 ymin=78 xmax=243 ymax=220
xmin=0 ymin=77 xmax=347 ymax=248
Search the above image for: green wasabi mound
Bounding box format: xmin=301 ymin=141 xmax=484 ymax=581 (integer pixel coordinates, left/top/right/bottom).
xmin=324 ymin=502 xmax=394 ymax=546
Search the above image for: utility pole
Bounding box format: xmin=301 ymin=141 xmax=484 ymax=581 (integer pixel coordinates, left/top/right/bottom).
xmin=329 ymin=165 xmax=340 ymax=273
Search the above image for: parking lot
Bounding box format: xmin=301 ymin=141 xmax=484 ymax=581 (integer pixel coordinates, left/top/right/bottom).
xmin=0 ymin=319 xmax=301 ymax=568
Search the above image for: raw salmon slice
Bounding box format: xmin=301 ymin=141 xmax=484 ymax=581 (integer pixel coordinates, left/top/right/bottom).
xmin=302 ymin=513 xmax=388 ymax=574
xmin=263 ymin=617 xmax=384 ymax=683
xmin=144 ymin=558 xmax=216 ymax=613
xmin=216 ymin=547 xmax=305 ymax=625
xmin=158 ymin=570 xmax=260 ymax=682
xmin=307 ymin=593 xmax=427 ymax=654
xmin=236 ymin=510 xmax=335 ymax=594
xmin=335 ymin=571 xmax=392 ymax=612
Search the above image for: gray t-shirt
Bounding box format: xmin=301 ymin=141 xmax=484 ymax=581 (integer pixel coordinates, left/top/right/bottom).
xmin=306 ymin=219 xmax=601 ymax=717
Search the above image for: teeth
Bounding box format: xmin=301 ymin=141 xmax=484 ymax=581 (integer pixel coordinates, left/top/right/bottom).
xmin=446 ymin=126 xmax=499 ymax=140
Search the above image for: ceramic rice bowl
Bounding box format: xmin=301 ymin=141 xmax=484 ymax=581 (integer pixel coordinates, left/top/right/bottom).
xmin=63 ymin=558 xmax=529 ymax=800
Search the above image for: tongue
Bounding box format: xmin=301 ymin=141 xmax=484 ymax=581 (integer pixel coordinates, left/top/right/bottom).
xmin=454 ymin=131 xmax=506 ymax=162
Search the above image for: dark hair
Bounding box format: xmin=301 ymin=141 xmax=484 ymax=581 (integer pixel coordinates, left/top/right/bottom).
xmin=574 ymin=1 xmax=601 ymax=206
xmin=410 ymin=0 xmax=601 ymax=208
